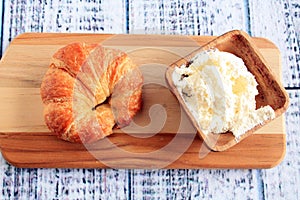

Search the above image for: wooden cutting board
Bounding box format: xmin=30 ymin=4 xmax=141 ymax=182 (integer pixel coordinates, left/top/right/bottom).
xmin=0 ymin=33 xmax=286 ymax=169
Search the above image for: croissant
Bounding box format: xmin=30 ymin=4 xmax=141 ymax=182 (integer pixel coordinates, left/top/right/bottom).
xmin=40 ymin=43 xmax=143 ymax=143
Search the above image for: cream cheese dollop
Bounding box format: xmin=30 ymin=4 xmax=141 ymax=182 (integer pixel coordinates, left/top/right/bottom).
xmin=172 ymin=49 xmax=275 ymax=138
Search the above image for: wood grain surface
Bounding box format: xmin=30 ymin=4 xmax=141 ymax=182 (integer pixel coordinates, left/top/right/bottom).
xmin=0 ymin=33 xmax=286 ymax=169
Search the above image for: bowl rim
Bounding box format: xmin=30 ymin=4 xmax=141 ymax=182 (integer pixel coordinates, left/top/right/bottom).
xmin=165 ymin=30 xmax=289 ymax=151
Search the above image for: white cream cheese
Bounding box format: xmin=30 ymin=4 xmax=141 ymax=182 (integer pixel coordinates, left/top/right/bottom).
xmin=172 ymin=49 xmax=275 ymax=138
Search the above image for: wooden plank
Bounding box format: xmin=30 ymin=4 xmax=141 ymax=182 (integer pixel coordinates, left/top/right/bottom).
xmin=0 ymin=33 xmax=287 ymax=169
xmin=260 ymin=90 xmax=300 ymax=200
xmin=249 ymin=0 xmax=300 ymax=88
xmin=1 ymin=0 xmax=126 ymax=54
xmin=129 ymin=0 xmax=247 ymax=35
xmin=0 ymin=167 xmax=129 ymax=199
xmin=130 ymin=169 xmax=261 ymax=199
xmin=0 ymin=131 xmax=286 ymax=169
xmin=249 ymin=0 xmax=300 ymax=199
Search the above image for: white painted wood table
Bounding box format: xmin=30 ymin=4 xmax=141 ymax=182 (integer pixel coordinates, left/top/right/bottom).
xmin=0 ymin=0 xmax=299 ymax=199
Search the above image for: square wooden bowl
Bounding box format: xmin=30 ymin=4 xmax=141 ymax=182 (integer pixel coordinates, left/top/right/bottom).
xmin=165 ymin=30 xmax=289 ymax=151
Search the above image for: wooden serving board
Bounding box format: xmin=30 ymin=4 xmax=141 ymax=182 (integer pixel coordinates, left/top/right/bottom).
xmin=0 ymin=33 xmax=286 ymax=169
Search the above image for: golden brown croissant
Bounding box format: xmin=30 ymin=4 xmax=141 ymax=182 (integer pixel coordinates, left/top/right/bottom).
xmin=40 ymin=43 xmax=143 ymax=143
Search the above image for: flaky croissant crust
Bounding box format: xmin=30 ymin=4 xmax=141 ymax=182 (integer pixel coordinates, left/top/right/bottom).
xmin=40 ymin=43 xmax=143 ymax=143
